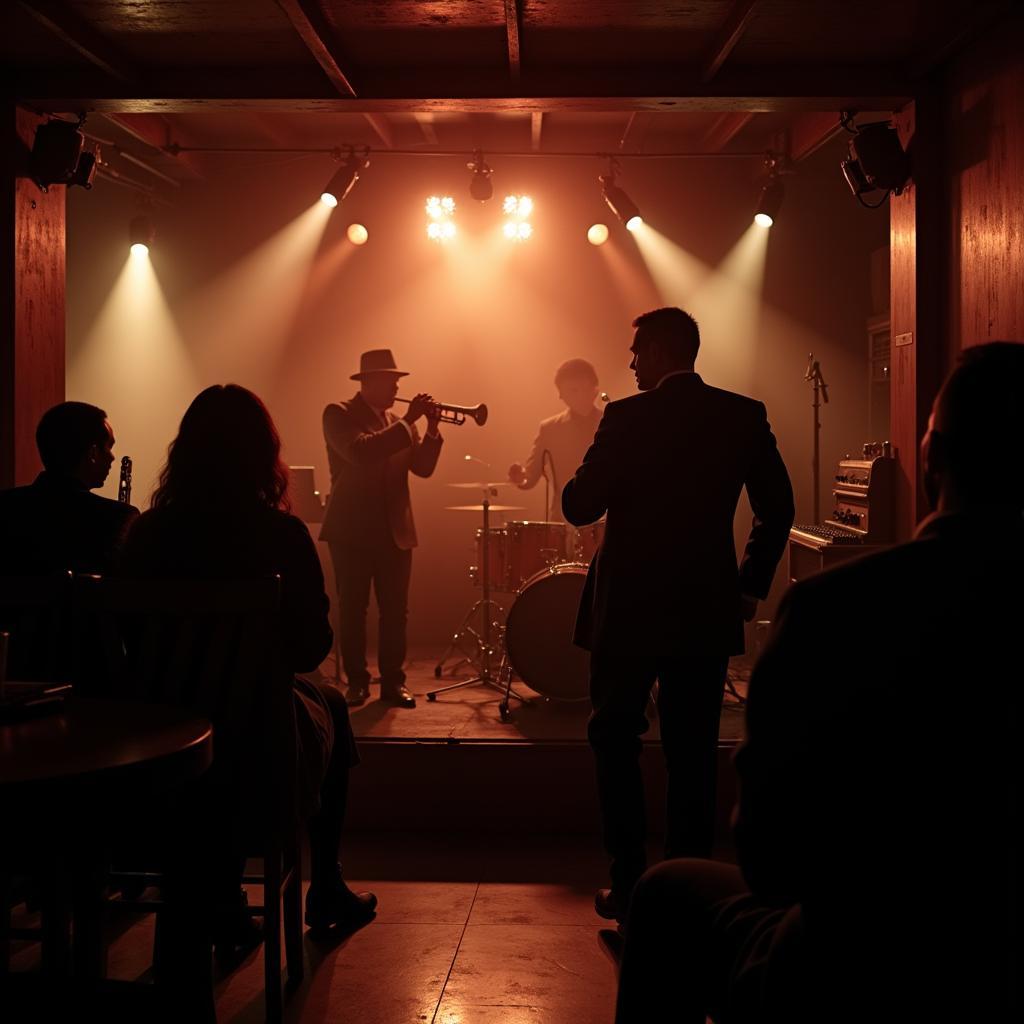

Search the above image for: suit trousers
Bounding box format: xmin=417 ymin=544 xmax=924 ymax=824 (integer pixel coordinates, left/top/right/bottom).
xmin=588 ymin=650 xmax=728 ymax=898
xmin=329 ymin=538 xmax=413 ymax=691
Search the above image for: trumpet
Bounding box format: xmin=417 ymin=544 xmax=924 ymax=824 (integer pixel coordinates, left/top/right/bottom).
xmin=394 ymin=397 xmax=488 ymax=427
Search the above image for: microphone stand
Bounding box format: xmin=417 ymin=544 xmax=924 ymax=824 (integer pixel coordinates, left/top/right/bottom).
xmin=804 ymin=354 xmax=829 ymax=523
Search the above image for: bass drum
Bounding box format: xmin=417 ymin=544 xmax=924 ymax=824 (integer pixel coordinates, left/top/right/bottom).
xmin=505 ymin=563 xmax=590 ymax=702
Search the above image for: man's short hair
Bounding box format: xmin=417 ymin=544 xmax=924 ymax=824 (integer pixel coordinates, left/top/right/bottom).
xmin=554 ymin=358 xmax=599 ymax=388
xmin=36 ymin=401 xmax=108 ymax=474
xmin=935 ymin=341 xmax=1024 ymax=506
xmin=632 ymin=307 xmax=701 ymax=367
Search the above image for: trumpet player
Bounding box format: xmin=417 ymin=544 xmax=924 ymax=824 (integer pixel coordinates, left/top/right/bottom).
xmin=321 ymin=349 xmax=443 ymax=708
xmin=508 ymin=358 xmax=604 ymax=521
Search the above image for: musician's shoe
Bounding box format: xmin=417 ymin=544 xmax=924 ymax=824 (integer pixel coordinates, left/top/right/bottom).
xmin=305 ymin=879 xmax=378 ymax=938
xmin=344 ymin=682 xmax=370 ymax=706
xmin=595 ymin=888 xmax=626 ymax=924
xmin=381 ymin=684 xmax=416 ymax=708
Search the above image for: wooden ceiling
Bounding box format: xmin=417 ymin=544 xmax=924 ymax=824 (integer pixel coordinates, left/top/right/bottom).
xmin=8 ymin=1 xmax=1015 ymax=193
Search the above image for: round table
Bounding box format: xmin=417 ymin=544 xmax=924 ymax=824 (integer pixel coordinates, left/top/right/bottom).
xmin=1 ymin=697 xmax=213 ymax=979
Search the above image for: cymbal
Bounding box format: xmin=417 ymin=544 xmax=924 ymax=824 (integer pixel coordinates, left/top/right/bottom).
xmin=446 ymin=481 xmax=511 ymax=489
xmin=444 ymin=504 xmax=526 ymax=512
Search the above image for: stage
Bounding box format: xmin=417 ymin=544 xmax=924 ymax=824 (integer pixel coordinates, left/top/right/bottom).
xmin=312 ymin=650 xmax=751 ymax=839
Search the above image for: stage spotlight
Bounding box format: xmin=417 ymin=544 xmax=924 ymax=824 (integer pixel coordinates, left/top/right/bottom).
xmin=347 ymin=223 xmax=369 ymax=245
xmin=600 ymin=161 xmax=642 ymax=231
xmin=840 ymin=120 xmax=910 ymax=207
xmin=426 ymin=196 xmax=457 ymax=241
xmin=588 ymin=223 xmax=609 ymax=246
xmin=321 ymin=148 xmax=369 ymax=208
xmin=502 ymin=195 xmax=533 ymax=241
xmin=30 ymin=116 xmax=96 ymax=192
xmin=468 ymin=150 xmax=493 ymax=202
xmin=754 ymin=179 xmax=784 ymax=228
xmin=129 ymin=215 xmax=155 ymax=256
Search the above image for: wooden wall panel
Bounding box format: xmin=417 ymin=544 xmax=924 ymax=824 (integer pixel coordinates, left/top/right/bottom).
xmin=1 ymin=106 xmax=65 ymax=488
xmin=946 ymin=16 xmax=1024 ymax=355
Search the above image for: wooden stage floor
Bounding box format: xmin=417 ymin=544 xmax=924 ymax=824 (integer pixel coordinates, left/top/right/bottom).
xmin=313 ymin=649 xmax=752 ymax=744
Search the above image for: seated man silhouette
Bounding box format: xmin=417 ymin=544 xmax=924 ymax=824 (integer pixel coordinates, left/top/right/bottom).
xmin=0 ymin=400 xmax=138 ymax=575
xmin=614 ymin=341 xmax=1022 ymax=1024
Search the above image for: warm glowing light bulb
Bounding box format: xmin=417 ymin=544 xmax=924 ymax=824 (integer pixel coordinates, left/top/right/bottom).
xmin=347 ymin=223 xmax=369 ymax=245
xmin=427 ymin=222 xmax=442 ymax=239
xmin=320 ymin=192 xmax=339 ymax=208
xmin=587 ymin=223 xmax=609 ymax=246
xmin=517 ymin=196 xmax=533 ymax=217
xmin=518 ymin=222 xmax=532 ymax=239
xmin=130 ymin=242 xmax=150 ymax=257
xmin=754 ymin=212 xmax=774 ymax=228
xmin=625 ymin=215 xmax=643 ymax=232
xmin=442 ymin=221 xmax=456 ymax=239
xmin=503 ymin=221 xmax=517 ymax=239
xmin=502 ymin=195 xmax=518 ymax=215
xmin=441 ymin=196 xmax=455 ymax=214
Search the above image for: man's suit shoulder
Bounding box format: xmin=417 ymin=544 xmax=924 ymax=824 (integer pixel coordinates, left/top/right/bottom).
xmin=538 ymin=409 xmax=571 ymax=430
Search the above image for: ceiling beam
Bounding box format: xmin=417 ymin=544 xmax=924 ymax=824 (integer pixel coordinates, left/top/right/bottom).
xmin=531 ymin=111 xmax=543 ymax=151
xmin=700 ymin=111 xmax=755 ymax=151
xmin=99 ymin=112 xmax=204 ymax=178
xmin=786 ymin=111 xmax=846 ymax=162
xmin=414 ymin=113 xmax=439 ymax=146
xmin=505 ymin=1 xmax=522 ymax=82
xmin=17 ymin=0 xmax=134 ymax=84
xmin=274 ymin=0 xmax=357 ymax=97
xmin=699 ymin=0 xmax=761 ymax=84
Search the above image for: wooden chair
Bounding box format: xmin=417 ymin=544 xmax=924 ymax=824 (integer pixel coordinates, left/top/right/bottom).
xmin=74 ymin=574 xmax=304 ymax=1023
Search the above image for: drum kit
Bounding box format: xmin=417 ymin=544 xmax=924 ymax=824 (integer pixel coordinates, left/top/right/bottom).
xmin=429 ymin=481 xmax=606 ymax=721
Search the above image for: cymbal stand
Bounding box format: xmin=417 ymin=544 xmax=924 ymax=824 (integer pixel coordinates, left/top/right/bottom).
xmin=429 ymin=492 xmax=529 ymax=712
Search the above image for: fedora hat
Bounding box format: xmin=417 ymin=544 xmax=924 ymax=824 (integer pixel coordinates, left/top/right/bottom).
xmin=350 ymin=348 xmax=409 ymax=381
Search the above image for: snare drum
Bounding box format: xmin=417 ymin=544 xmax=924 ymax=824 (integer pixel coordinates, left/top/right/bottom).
xmin=505 ymin=521 xmax=570 ymax=590
xmin=505 ymin=563 xmax=590 ymax=701
xmin=574 ymin=519 xmax=606 ymax=563
xmin=469 ymin=526 xmax=510 ymax=591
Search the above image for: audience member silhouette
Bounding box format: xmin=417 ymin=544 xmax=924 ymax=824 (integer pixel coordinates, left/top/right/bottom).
xmin=562 ymin=307 xmax=794 ymax=924
xmin=119 ymin=385 xmax=376 ymax=948
xmin=614 ymin=341 xmax=1022 ymax=1023
xmin=0 ymin=401 xmax=138 ymax=575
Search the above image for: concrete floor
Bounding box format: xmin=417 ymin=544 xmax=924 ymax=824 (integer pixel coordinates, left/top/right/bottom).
xmin=9 ymin=834 xmax=632 ymax=1024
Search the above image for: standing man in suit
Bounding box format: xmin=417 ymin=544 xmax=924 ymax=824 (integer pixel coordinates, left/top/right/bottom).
xmin=613 ymin=341 xmax=1022 ymax=1024
xmin=0 ymin=400 xmax=138 ymax=575
xmin=321 ymin=349 xmax=443 ymax=709
xmin=562 ymin=307 xmax=795 ymax=923
xmin=508 ymin=358 xmax=604 ymax=521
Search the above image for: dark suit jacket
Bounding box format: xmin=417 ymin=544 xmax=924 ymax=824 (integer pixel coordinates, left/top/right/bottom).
xmin=562 ymin=372 xmax=794 ymax=656
xmin=733 ymin=511 xmax=1020 ymax=1016
xmin=320 ymin=393 xmax=443 ymax=549
xmin=0 ymin=471 xmax=139 ymax=575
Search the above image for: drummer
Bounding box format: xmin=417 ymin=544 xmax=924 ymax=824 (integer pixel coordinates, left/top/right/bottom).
xmin=508 ymin=359 xmax=604 ymax=522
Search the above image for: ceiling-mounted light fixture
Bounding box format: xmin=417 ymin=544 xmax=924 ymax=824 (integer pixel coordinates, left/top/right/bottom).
xmin=599 ymin=159 xmax=642 ymax=231
xmin=754 ymin=152 xmax=785 ymax=228
xmin=30 ymin=115 xmax=97 ymax=193
xmin=467 ymin=149 xmax=493 ymax=202
xmin=129 ymin=214 xmax=156 ymax=256
xmin=840 ymin=116 xmax=910 ymax=209
xmin=321 ymin=146 xmax=370 ymax=208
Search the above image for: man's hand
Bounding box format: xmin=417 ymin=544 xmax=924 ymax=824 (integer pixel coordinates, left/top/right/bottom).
xmin=740 ymin=594 xmax=759 ymax=622
xmin=425 ymin=399 xmax=442 ymax=437
xmin=402 ymin=393 xmax=434 ymax=426
xmin=508 ymin=463 xmax=527 ymax=486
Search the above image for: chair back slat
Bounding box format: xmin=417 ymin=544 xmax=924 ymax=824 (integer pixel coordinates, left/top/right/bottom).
xmin=73 ymin=575 xmax=298 ymax=831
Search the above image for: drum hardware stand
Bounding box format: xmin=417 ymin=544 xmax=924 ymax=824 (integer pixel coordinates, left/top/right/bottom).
xmin=428 ymin=491 xmax=530 ymax=713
